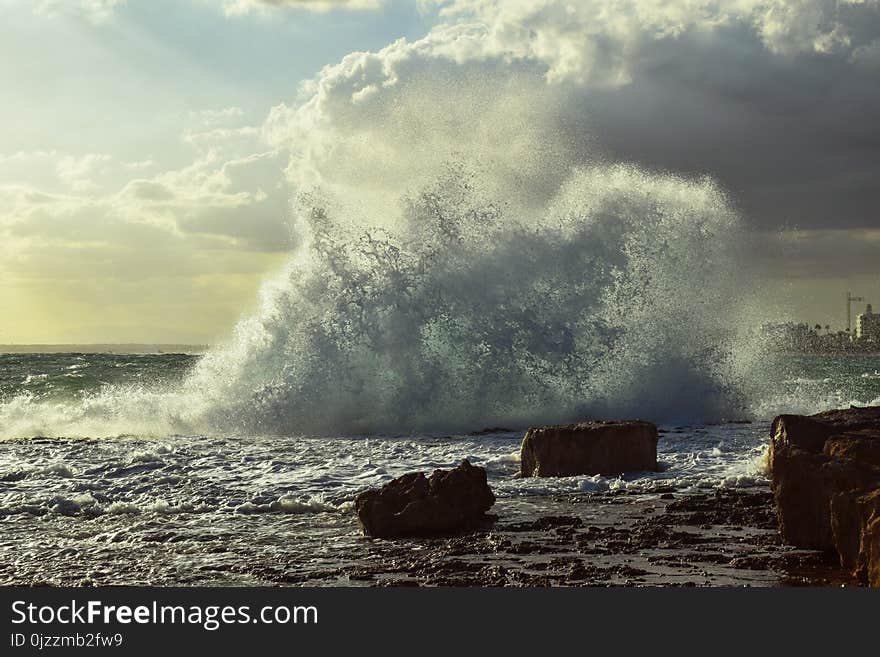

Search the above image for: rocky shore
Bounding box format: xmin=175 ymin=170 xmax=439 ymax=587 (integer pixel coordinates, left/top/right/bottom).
xmin=768 ymin=406 xmax=880 ymax=585
xmin=283 ymin=487 xmax=846 ymax=587
xmin=6 ymin=413 xmax=878 ymax=587
xmin=331 ymin=418 xmax=864 ymax=587
xmin=10 ymin=484 xmax=848 ymax=588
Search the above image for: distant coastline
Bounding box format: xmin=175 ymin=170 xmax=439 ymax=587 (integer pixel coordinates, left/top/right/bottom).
xmin=761 ymin=322 xmax=880 ymax=356
xmin=0 ymin=344 xmax=210 ymax=354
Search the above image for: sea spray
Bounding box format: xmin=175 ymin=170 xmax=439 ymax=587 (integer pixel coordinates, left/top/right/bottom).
xmin=0 ymin=161 xmax=764 ymax=438
xmin=0 ymin=157 xmax=768 ymax=439
xmin=183 ymin=161 xmax=755 ymax=434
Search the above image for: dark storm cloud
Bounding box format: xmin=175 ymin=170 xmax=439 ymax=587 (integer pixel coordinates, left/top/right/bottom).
xmin=575 ymin=23 xmax=880 ymax=235
xmin=756 ymin=228 xmax=880 ymax=278
xmin=262 ymin=1 xmax=880 ymax=280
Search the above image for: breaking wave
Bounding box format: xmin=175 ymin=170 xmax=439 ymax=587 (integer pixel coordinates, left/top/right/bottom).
xmin=187 ymin=162 xmax=758 ymax=434
xmin=0 ymin=159 xmax=768 ymax=438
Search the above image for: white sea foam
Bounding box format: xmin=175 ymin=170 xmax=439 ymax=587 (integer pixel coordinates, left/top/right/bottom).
xmin=105 ymin=502 xmax=142 ymax=515
xmin=40 ymin=463 xmax=76 ymax=478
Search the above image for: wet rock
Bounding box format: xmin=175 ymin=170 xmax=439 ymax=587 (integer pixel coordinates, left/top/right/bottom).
xmin=831 ymin=488 xmax=880 ymax=584
xmin=663 ymin=490 xmax=778 ymax=529
xmin=354 ymin=459 xmax=495 ymax=538
xmin=469 ymin=427 xmax=515 ymax=435
xmin=769 ymin=407 xmax=880 ymax=585
xmin=520 ymin=421 xmax=658 ymax=477
xmin=864 ymin=501 xmax=880 ymax=586
xmin=501 ymin=515 xmax=583 ymax=532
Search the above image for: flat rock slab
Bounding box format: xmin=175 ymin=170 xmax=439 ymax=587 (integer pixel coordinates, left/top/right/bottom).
xmin=520 ymin=421 xmax=659 ymax=477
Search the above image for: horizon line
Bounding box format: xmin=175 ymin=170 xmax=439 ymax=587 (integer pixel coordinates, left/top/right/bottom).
xmin=0 ymin=343 xmax=212 ymax=354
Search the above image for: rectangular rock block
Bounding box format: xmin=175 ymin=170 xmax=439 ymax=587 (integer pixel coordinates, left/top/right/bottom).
xmin=520 ymin=420 xmax=658 ymax=477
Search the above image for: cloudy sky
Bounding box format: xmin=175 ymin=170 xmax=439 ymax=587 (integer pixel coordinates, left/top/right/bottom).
xmin=1 ymin=0 xmax=879 ymax=344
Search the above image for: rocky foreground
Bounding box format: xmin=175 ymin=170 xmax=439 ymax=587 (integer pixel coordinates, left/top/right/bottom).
xmin=337 ymin=418 xmax=869 ymax=586
xmin=8 ymin=415 xmax=876 ymax=587
xmin=769 ymin=406 xmax=880 ymax=586
xmin=320 ymin=487 xmax=843 ymax=586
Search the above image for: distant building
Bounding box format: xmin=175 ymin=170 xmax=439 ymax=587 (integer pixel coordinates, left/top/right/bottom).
xmin=856 ymin=304 xmax=880 ymax=342
xmin=761 ymin=322 xmax=818 ymax=350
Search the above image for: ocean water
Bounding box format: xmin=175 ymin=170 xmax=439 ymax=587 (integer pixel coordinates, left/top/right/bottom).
xmin=1 ymin=351 xmax=878 ymax=585
xmin=1 ymin=153 xmax=878 ymax=584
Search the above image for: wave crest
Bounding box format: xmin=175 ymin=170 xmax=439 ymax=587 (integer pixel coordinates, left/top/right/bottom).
xmin=183 ymin=161 xmax=754 ymax=434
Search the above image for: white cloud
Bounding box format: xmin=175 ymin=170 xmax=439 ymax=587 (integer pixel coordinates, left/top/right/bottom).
xmin=263 ymin=27 xmax=571 ymax=225
xmin=190 ymin=107 xmax=245 ymax=127
xmin=35 ymin=0 xmax=127 ymax=22
xmin=56 ymin=153 xmax=113 ymax=193
xmin=254 ymin=0 xmax=880 ymax=250
xmin=27 ymin=0 xmax=386 ymax=22
xmin=11 ymin=0 xmax=880 ymax=252
xmin=6 ymin=0 xmax=880 ymax=342
xmin=0 ymin=110 xmax=293 ymax=256
xmin=184 ymin=125 xmax=261 ymax=151
xmin=0 ymin=151 xmax=162 ymax=198
xmin=217 ymin=0 xmax=385 ymax=16
xmin=425 ymin=0 xmax=880 ymax=84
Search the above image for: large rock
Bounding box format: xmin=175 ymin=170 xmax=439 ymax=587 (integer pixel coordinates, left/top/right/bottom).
xmin=768 ymin=406 xmax=880 ymax=585
xmin=520 ymin=420 xmax=658 ymax=477
xmin=354 ymin=459 xmax=495 ymax=538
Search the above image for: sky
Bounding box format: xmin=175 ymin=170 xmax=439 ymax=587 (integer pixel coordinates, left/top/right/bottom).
xmin=1 ymin=0 xmax=879 ymax=344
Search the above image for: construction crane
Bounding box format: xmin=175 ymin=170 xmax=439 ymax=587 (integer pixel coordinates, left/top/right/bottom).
xmin=847 ymin=292 xmax=865 ymax=334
